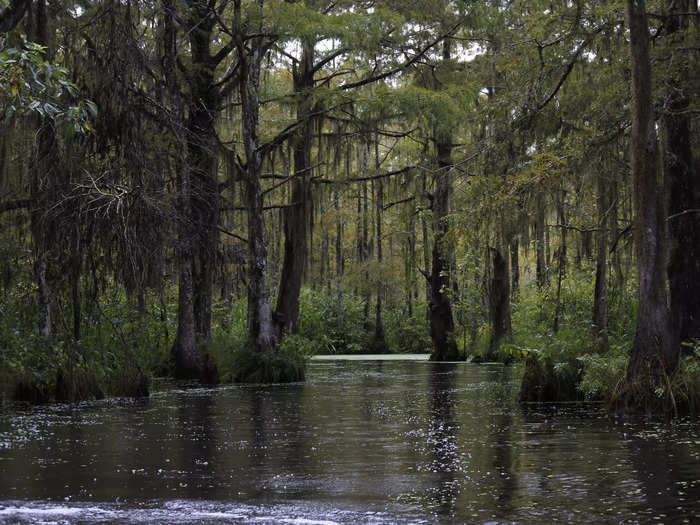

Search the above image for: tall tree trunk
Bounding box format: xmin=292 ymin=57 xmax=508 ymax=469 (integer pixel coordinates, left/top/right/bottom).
xmin=617 ymin=0 xmax=676 ymax=414
xmin=421 ymin=172 xmax=432 ymax=317
xmin=428 ymin=39 xmax=459 ymax=361
xmin=487 ymin=243 xmax=511 ymax=359
xmin=29 ymin=0 xmax=57 ymax=344
xmin=372 ymin=165 xmax=387 ymax=351
xmin=71 ymin=230 xmax=81 ymax=341
xmin=553 ymin=198 xmax=567 ymax=333
xmin=593 ymin=171 xmax=609 ymax=351
xmin=407 ymin=208 xmax=417 ymax=317
xmin=164 ymin=0 xmax=199 ymax=379
xmin=360 ymin=144 xmax=371 ymax=326
xmin=429 ymin=145 xmax=459 ymax=361
xmin=335 ymin=184 xmax=344 ymax=330
xmin=665 ymin=0 xmax=700 ymax=348
xmin=185 ymin=0 xmax=223 ymax=341
xmin=239 ymin=28 xmax=278 ymax=352
xmin=276 ymin=38 xmax=314 ymax=335
xmin=509 ymin=237 xmax=519 ymax=298
xmin=535 ymin=193 xmax=547 ymax=288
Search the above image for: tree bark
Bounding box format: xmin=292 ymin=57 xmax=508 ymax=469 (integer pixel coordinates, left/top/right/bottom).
xmin=164 ymin=0 xmax=200 ymax=379
xmin=428 ymin=39 xmax=459 ymax=361
xmin=617 ymin=0 xmax=677 ymax=414
xmin=509 ymin=237 xmax=519 ymax=298
xmin=664 ymin=0 xmax=700 ymax=348
xmin=184 ymin=0 xmax=225 ymax=341
xmin=0 ymin=0 xmax=31 ymax=33
xmin=276 ymin=37 xmax=314 ymax=335
xmin=421 ymin=172 xmax=432 ymax=317
xmin=29 ymin=0 xmax=56 ymax=344
xmin=487 ymin=245 xmax=511 ymax=359
xmin=593 ymin=171 xmax=609 ymax=351
xmin=238 ymin=20 xmax=278 ymax=352
xmin=372 ymin=159 xmax=387 ymax=351
xmin=535 ymin=192 xmax=547 ymax=288
xmin=552 ymin=198 xmax=567 ymax=333
xmin=429 ymin=142 xmax=459 ymax=361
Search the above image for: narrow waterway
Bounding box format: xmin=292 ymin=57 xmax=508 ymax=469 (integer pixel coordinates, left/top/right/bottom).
xmin=1 ymin=358 xmax=698 ymax=524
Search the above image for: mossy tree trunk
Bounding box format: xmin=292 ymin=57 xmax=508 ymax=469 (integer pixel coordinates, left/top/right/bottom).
xmin=429 ymin=142 xmax=459 ymax=361
xmin=593 ymin=170 xmax=609 ymax=351
xmin=30 ymin=0 xmax=56 ymax=343
xmin=276 ymin=37 xmax=314 ymax=335
xmin=164 ymin=0 xmax=199 ymax=379
xmin=617 ymin=0 xmax=677 ymax=414
xmin=372 ymin=138 xmax=387 ymax=351
xmin=237 ymin=12 xmax=278 ymax=353
xmin=664 ymin=0 xmax=700 ymax=349
xmin=487 ymin=244 xmax=511 ymax=360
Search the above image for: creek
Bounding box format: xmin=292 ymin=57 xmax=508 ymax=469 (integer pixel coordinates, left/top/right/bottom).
xmin=1 ymin=357 xmax=698 ymax=523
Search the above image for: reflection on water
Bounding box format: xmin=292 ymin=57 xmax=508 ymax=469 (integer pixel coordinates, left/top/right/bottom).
xmin=0 ymin=359 xmax=698 ymax=524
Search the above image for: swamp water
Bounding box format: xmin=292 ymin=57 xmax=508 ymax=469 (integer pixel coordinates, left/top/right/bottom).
xmin=0 ymin=357 xmax=698 ymax=524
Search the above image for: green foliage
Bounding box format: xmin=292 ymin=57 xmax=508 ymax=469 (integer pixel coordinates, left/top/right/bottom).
xmin=384 ymin=306 xmax=432 ymax=354
xmin=669 ymin=346 xmax=700 ymax=414
xmin=0 ymin=284 xmax=169 ymax=404
xmin=452 ymin=251 xmax=487 ymax=354
xmin=484 ymin=264 xmax=638 ymax=403
xmin=297 ymin=288 xmax=370 ymax=354
xmin=295 ymin=287 xmax=432 ymax=355
xmin=0 ymin=32 xmax=95 ymax=129
xmin=578 ymin=351 xmax=628 ymax=401
xmin=230 ymin=344 xmax=307 ymax=384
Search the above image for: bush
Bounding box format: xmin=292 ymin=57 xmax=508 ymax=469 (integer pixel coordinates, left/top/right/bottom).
xmin=506 ymin=265 xmax=636 ymax=403
xmin=0 ymin=285 xmax=159 ymax=404
xmin=231 ymin=343 xmax=306 ymax=384
xmin=668 ymin=343 xmax=700 ymax=414
xmin=297 ymin=288 xmax=371 ymax=354
xmin=578 ymin=351 xmax=628 ymax=401
xmin=384 ymin=306 xmax=432 ymax=354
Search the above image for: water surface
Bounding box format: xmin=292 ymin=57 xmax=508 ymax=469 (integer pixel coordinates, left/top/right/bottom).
xmin=1 ymin=358 xmax=698 ymax=523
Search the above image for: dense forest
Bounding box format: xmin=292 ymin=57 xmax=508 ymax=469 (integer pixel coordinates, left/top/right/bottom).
xmin=0 ymin=0 xmax=698 ymax=414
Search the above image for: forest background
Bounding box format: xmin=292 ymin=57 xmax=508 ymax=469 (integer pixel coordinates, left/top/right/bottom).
xmin=0 ymin=0 xmax=698 ymax=415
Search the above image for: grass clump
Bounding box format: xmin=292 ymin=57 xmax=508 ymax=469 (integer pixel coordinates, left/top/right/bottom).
xmin=203 ymin=311 xmax=308 ymax=384
xmin=231 ymin=343 xmax=307 ymax=384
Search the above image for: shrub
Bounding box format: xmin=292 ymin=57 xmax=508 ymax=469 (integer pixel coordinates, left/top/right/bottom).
xmin=231 ymin=344 xmax=306 ymax=384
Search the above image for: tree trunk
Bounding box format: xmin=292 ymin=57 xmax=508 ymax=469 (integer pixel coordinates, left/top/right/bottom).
xmin=487 ymin=245 xmax=511 ymax=359
xmin=185 ymin=0 xmax=224 ymax=341
xmin=276 ymin=38 xmax=314 ymax=335
xmin=372 ymin=165 xmax=387 ymax=352
xmin=360 ymin=144 xmax=371 ymax=327
xmin=553 ymin=199 xmax=567 ymax=333
xmin=29 ymin=0 xmax=56 ymax=344
xmin=509 ymin=237 xmax=519 ymax=298
xmin=593 ymin=172 xmax=609 ymax=351
xmin=164 ymin=0 xmax=200 ymax=379
xmin=535 ymin=193 xmax=547 ymax=288
xmin=239 ymin=30 xmax=278 ymax=352
xmin=407 ymin=208 xmax=417 ymax=317
xmin=617 ymin=0 xmax=677 ymax=414
xmin=427 ymin=39 xmax=460 ymax=361
xmin=71 ymin=232 xmax=81 ymax=342
xmin=665 ymin=0 xmax=700 ymax=348
xmin=429 ymin=140 xmax=459 ymax=361
xmin=421 ymin=172 xmax=432 ymax=317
